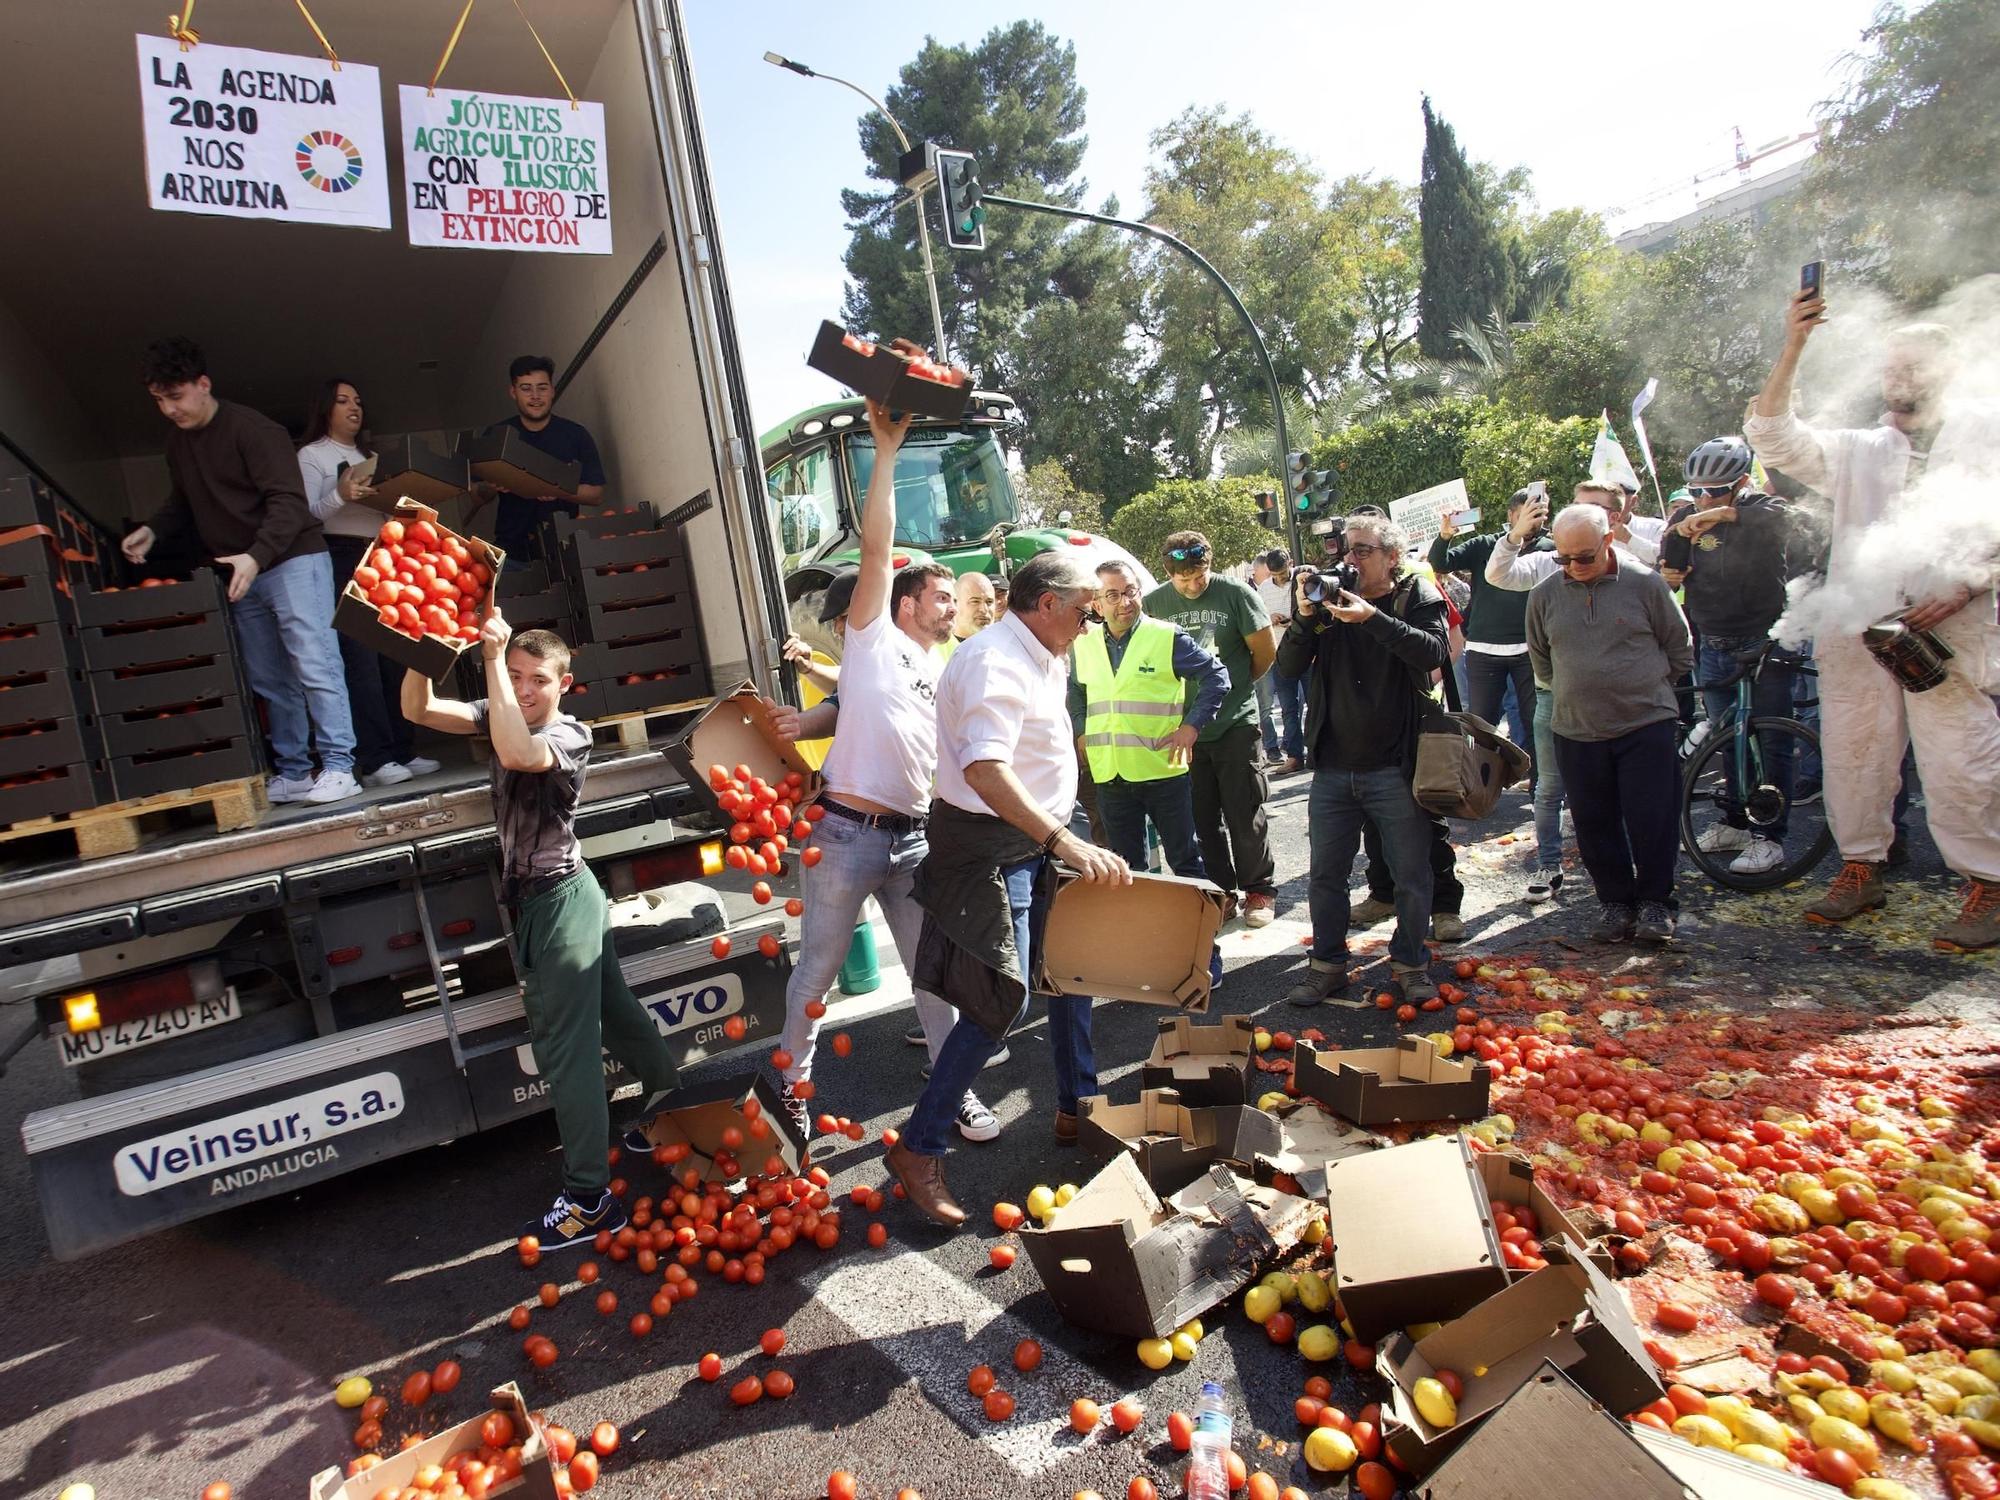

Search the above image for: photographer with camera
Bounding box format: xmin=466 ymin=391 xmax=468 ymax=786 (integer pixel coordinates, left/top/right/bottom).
xmin=1277 ymin=513 xmax=1450 ymax=1006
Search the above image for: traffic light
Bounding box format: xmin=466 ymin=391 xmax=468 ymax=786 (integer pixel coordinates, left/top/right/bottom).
xmin=1253 ymin=490 xmax=1279 ymax=531
xmin=935 ymin=149 xmax=985 ymax=251
xmin=1285 ymin=451 xmax=1332 ymax=512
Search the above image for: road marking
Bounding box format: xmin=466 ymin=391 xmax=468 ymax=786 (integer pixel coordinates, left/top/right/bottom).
xmin=384 ymin=1236 xmax=515 ymax=1284
xmin=0 ymin=1337 xmax=73 ymax=1376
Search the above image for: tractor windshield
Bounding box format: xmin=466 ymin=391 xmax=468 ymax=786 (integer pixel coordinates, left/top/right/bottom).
xmin=846 ymin=426 xmax=1018 ymax=550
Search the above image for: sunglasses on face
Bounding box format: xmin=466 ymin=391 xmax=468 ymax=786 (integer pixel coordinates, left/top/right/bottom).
xmin=1688 ymin=484 xmax=1736 ymax=499
xmin=1553 ymin=546 xmax=1605 ymax=567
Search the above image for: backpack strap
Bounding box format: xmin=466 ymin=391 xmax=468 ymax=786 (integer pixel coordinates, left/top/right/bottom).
xmin=1388 ymin=574 xmax=1460 ymax=713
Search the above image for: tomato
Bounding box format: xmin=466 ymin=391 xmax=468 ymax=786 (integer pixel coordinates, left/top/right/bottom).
xmin=1111 ymin=1397 xmax=1144 ymax=1434
xmin=828 ymin=1475 xmax=859 ymax=1500
xmin=568 ymin=1452 xmax=599 ymax=1493
xmin=527 ymin=1337 xmax=558 ymax=1368
xmin=431 ymin=1359 xmax=461 ymax=1395
xmin=760 ymin=1327 xmax=787 ymax=1356
xmin=968 ymin=1363 xmax=996 ymax=1397
xmin=1812 ymin=1447 xmax=1861 ymax=1488
xmin=401 ymin=1371 xmax=432 ymax=1406
xmin=202 ymin=1485 xmax=232 ymax=1500
xmin=480 ymin=1412 xmax=515 ymax=1448
xmin=1654 ymin=1301 xmax=1699 ymax=1332
xmin=1128 ymin=1481 xmax=1159 ymax=1500
xmin=1014 ymin=1338 xmax=1043 ymax=1371
xmin=595 ymin=1290 xmax=618 ymax=1316
xmin=983 ymin=1388 xmax=1016 ymax=1421
xmin=380 ymin=521 xmax=405 ymax=545
xmin=1168 ymin=1411 xmax=1195 ymax=1451
xmin=1071 ymin=1397 xmax=1102 ymax=1433
xmin=990 ymin=1244 xmax=1017 ymax=1269
xmin=730 ymin=1374 xmax=765 ymax=1405
xmin=1265 ymin=1310 xmax=1296 ymax=1344
xmin=1296 ymin=1397 xmax=1325 ymax=1426
xmin=698 ymin=1352 xmax=723 ymax=1382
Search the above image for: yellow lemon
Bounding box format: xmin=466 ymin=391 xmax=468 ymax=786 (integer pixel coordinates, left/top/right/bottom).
xmin=1303 ymin=1426 xmax=1359 ymax=1473
xmin=1257 ymin=1090 xmax=1290 ymax=1111
xmin=1260 ymin=1272 xmax=1298 ymax=1304
xmin=1244 ymin=1285 xmax=1281 ymax=1324
xmin=1170 ymin=1331 xmax=1199 ymax=1362
xmin=1297 ymin=1325 xmax=1339 ymax=1362
xmin=1136 ymin=1337 xmax=1173 ymax=1370
xmin=1412 ymin=1377 xmax=1457 ymax=1429
xmin=1178 ymin=1319 xmax=1204 ymax=1342
xmin=334 ymin=1375 xmax=373 ymax=1409
xmin=1026 ymin=1184 xmax=1058 ymax=1222
xmin=1296 ymin=1273 xmax=1331 ymax=1314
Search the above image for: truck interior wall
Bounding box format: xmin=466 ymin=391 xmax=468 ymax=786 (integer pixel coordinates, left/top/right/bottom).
xmin=0 ymin=299 xmax=135 ymax=528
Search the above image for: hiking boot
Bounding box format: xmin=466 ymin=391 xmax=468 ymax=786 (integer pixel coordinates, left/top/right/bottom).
xmin=1243 ymin=892 xmax=1276 ymax=928
xmin=1696 ymin=823 xmax=1752 ymax=854
xmin=1431 ymin=912 xmax=1466 ymax=943
xmin=1052 ymin=1110 xmax=1079 ymax=1146
xmin=885 ymin=1138 xmax=965 ymax=1227
xmin=1593 ymin=903 xmax=1637 ymax=942
xmin=1935 ymin=880 xmax=2000 ymax=952
xmin=520 ymin=1188 xmax=626 ymax=1247
xmin=1391 ymin=962 xmax=1437 ymax=1003
xmin=903 ymin=1025 xmax=927 ymax=1047
xmin=1350 ymin=896 xmax=1395 ymax=926
xmin=1634 ymin=902 xmax=1677 ymax=945
xmin=1729 ymin=837 xmax=1786 ymax=876
xmin=1285 ymin=965 xmax=1348 ymax=1008
xmin=1804 ymin=861 xmax=1887 ymax=925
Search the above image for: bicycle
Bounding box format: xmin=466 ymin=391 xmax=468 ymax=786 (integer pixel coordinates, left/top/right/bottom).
xmin=1679 ymin=643 xmax=1834 ymax=891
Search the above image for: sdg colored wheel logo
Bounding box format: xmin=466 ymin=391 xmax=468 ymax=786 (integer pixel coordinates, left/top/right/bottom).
xmin=295 ymin=130 xmax=364 ymax=193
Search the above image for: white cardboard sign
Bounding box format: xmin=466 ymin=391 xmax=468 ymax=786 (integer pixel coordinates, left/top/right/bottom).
xmin=399 ymin=85 xmax=611 ymax=254
xmin=1388 ymin=478 xmax=1471 ymax=555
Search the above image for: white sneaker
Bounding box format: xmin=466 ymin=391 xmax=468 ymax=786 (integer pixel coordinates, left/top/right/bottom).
xmin=956 ymin=1093 xmax=1000 ymax=1143
xmin=1729 ymin=837 xmax=1786 ymax=875
xmin=363 ymin=762 xmax=414 ymax=788
xmin=1697 ymin=824 xmax=1752 ymax=854
xmin=404 ymin=755 xmax=441 ymax=776
xmin=304 ymin=769 xmax=362 ymax=804
xmin=266 ymin=773 xmax=316 ymax=804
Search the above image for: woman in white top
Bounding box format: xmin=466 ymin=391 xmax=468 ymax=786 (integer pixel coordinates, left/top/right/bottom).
xmin=297 ymin=379 xmax=439 ymax=787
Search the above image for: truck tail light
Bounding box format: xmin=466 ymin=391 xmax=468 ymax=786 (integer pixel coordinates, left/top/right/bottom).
xmin=327 ymin=946 xmax=364 ymax=965
xmin=63 ymin=966 xmax=198 ymax=1031
xmin=387 ymin=931 xmax=423 ymax=950
xmin=629 ymin=839 xmax=725 ymax=891
xmin=441 ymin=918 xmax=477 ymax=938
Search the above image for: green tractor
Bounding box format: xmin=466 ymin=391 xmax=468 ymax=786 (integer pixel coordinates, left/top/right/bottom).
xmin=761 ymin=390 xmax=1153 ymax=657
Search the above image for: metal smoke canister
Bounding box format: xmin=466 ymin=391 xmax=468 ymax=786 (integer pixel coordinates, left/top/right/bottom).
xmin=1863 ymin=614 xmax=1955 ymax=692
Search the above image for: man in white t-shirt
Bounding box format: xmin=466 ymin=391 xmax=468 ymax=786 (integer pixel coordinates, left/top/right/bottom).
xmin=768 ymin=400 xmax=998 ymax=1144
xmin=1257 ymin=547 xmax=1306 ymax=772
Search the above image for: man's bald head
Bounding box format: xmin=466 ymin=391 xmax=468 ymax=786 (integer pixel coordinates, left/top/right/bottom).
xmin=954 ymin=569 xmax=997 ymax=638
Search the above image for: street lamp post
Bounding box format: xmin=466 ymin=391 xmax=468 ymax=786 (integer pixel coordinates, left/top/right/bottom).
xmin=763 ymin=51 xmax=951 ymax=363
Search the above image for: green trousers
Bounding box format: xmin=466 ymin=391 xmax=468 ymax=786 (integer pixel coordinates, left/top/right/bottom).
xmin=516 ymin=870 xmax=679 ymax=1197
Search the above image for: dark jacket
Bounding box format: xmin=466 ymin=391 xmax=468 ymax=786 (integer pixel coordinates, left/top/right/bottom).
xmin=1659 ymin=492 xmax=1819 ymax=638
xmin=1428 ymin=530 xmax=1552 ymax=647
xmin=146 ymin=400 xmax=324 ymax=573
xmin=1275 ymin=573 xmax=1451 ymax=774
xmin=911 ymin=799 xmax=1055 ymax=1041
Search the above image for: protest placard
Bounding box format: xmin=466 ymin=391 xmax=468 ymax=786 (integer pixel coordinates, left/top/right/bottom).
xmin=400 ymin=87 xmax=611 ymax=254
xmin=1387 ymin=478 xmax=1470 ymax=555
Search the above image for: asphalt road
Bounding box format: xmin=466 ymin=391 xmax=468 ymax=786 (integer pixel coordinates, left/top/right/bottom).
xmin=0 ymin=773 xmax=1990 ymax=1500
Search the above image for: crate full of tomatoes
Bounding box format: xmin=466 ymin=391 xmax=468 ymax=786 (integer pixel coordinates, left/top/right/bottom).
xmin=334 ymin=502 xmax=502 ymax=683
xmin=806 ymin=321 xmax=971 ymax=419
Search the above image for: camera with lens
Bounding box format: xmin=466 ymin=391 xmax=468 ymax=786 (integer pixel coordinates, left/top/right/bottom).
xmin=1299 ymin=561 xmax=1358 ymax=604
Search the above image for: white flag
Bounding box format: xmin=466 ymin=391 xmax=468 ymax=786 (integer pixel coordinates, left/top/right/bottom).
xmin=1630 ymin=379 xmax=1660 ymax=479
xmin=1591 ymin=411 xmax=1641 ymax=491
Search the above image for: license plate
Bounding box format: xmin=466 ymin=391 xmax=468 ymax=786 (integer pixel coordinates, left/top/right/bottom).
xmin=59 ymin=989 xmax=240 ymax=1067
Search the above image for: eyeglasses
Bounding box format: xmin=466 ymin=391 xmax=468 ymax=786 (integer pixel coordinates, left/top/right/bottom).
xmin=1165 ymin=544 xmax=1210 ymax=565
xmin=1097 ymin=586 xmax=1140 ymax=602
xmin=1553 ymin=547 xmax=1605 ymax=567
xmin=1687 ymin=484 xmax=1737 ymax=499
xmin=1341 ymin=542 xmax=1385 ymax=560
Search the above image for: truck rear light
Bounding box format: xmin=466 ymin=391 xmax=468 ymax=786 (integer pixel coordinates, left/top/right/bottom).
xmin=387 ymin=931 xmax=422 ymax=950
xmin=441 ymin=918 xmax=477 ymax=938
xmin=629 ymin=838 xmax=725 ymax=890
xmin=327 ymin=946 xmax=364 ymax=965
xmin=63 ymin=966 xmax=198 ymax=1030
xmin=64 ymin=993 xmax=99 ymax=1033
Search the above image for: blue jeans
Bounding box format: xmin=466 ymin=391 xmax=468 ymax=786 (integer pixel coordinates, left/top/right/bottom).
xmin=1533 ymin=686 xmax=1566 ymax=873
xmin=780 ymin=809 xmax=957 ymax=1077
xmin=906 ymin=855 xmax=1093 ymax=1155
xmin=1270 ymin=669 xmax=1307 ymax=762
xmin=1308 ymin=766 xmax=1433 ymax=971
xmin=1097 ymin=775 xmax=1206 ymax=878
xmin=1253 ymin=673 xmax=1280 ymax=757
xmin=231 ymin=551 xmax=355 ymax=780
xmin=1698 ymin=634 xmax=1796 ymax=841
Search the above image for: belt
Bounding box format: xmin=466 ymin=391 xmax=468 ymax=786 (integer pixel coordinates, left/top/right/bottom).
xmin=820 ymin=797 xmax=926 ymax=835
xmin=504 ymin=868 xmax=577 ymax=908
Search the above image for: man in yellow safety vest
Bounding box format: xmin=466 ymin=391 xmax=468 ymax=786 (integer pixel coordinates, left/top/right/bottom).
xmin=1067 ymin=559 xmax=1229 ymax=884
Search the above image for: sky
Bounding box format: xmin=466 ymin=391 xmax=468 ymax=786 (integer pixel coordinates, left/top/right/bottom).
xmin=683 ymin=0 xmax=1888 ymax=432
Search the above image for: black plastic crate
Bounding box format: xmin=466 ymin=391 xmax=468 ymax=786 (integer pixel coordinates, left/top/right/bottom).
xmin=0 ymin=570 xmax=63 ymax=630
xmin=100 ymin=695 xmax=253 ymax=759
xmin=0 ymin=717 xmax=97 ymax=779
xmin=90 ymin=658 xmax=240 ymax=716
xmin=82 ymin=614 xmax=230 ymax=673
xmin=572 ymin=553 xmax=694 ymax=608
xmin=0 ymin=671 xmax=88 ymax=730
xmin=576 ymin=665 xmax=711 ymax=720
xmin=107 ymin=737 xmax=262 ymax=801
xmin=583 ymin=593 xmax=697 ymax=644
xmin=495 ymin=585 xmax=569 ymax=626
xmin=0 ymin=763 xmax=102 ymax=827
xmin=0 ymin=620 xmax=84 ymax=678
xmin=564 ymin=527 xmax=687 ymax=573
xmin=573 ymin=629 xmax=705 ymax=687
xmin=546 ymin=503 xmax=658 ymax=544
xmin=75 ymin=572 xmax=227 ymax=629
xmin=495 ymin=561 xmax=551 ymax=598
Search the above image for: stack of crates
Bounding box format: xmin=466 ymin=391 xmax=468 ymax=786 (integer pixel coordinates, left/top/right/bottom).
xmin=553 ymin=505 xmax=708 ymax=717
xmin=0 ymin=469 xmax=110 ymax=823
xmin=78 ymin=571 xmax=262 ymax=800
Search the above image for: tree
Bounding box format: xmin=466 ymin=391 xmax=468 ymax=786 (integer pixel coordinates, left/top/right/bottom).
xmin=1013 ymin=458 xmax=1105 ymax=534
xmin=1804 ymin=0 xmax=2000 ymax=303
xmin=1108 ymin=476 xmax=1275 ymax=574
xmin=1506 ymin=300 xmax=1638 ymax=422
xmin=1417 ymin=97 xmax=1513 ymax=357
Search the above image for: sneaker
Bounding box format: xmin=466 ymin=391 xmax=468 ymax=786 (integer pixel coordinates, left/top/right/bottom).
xmin=775 ymin=1082 xmax=812 ymax=1140
xmin=1525 ymin=872 xmax=1563 ymax=903
xmin=1792 ymin=780 xmax=1822 ymax=805
xmin=304 ymin=769 xmax=362 ymax=804
xmin=1431 ymin=912 xmax=1466 ymax=943
xmin=904 ymin=1025 xmax=927 ymax=1047
xmin=1729 ymin=837 xmax=1786 ymax=875
xmin=1593 ymin=903 xmax=1637 ymax=942
xmin=956 ymin=1093 xmax=1000 ymax=1143
xmin=1696 ymin=823 xmax=1752 ymax=854
xmin=922 ymin=1043 xmax=1009 ymax=1079
xmin=1804 ymin=861 xmax=1887 ymax=925
xmin=1350 ymin=896 xmax=1396 ymax=926
xmin=1243 ymin=892 xmax=1276 ymax=928
xmin=520 ymin=1188 xmax=626 ymax=1247
xmin=1634 ymin=901 xmax=1677 ymax=945
xmin=1391 ymin=962 xmax=1437 ymax=1003
xmin=1935 ymin=880 xmax=2000 ymax=952
xmin=1278 ymin=757 xmax=1303 ymax=776
xmin=404 ymin=755 xmax=442 ymax=776
xmin=620 ymin=1125 xmax=653 ymax=1155
xmin=362 ymin=762 xmax=414 ymax=788
xmin=1285 ymin=966 xmax=1348 ymax=1008
xmin=266 ymin=773 xmax=316 ymax=804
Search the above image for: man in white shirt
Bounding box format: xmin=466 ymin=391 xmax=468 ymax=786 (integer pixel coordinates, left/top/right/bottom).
xmin=1258 ymin=548 xmax=1306 ymax=772
xmin=886 ymin=551 xmax=1132 ymax=1227
xmin=768 ymin=400 xmax=1000 ymax=1143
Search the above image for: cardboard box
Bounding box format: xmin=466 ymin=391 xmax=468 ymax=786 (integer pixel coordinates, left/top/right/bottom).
xmin=1037 ymin=871 xmax=1223 ymax=1011
xmin=1139 ymin=1014 xmax=1254 ymax=1105
xmin=807 ymin=320 xmax=974 ymax=419
xmin=309 ymin=1382 xmax=558 ymax=1500
xmin=1415 ymin=1363 xmax=1706 ymax=1500
xmin=658 ymin=682 xmax=820 ymax=816
xmin=75 ymin=572 xmax=226 ymax=629
xmin=1377 ymin=1243 xmax=1664 ymax=1476
xmin=461 ymin=427 xmax=581 ymax=500
xmin=1323 ymin=1134 xmax=1508 ymax=1343
xmin=1629 ymin=1416 xmax=1832 ymax=1497
xmin=640 ymin=1070 xmax=809 ymax=1184
xmin=99 ymin=696 xmax=250 ymax=759
xmin=81 ymin=614 xmax=230 ymax=673
xmin=1077 ymin=1089 xmax=1285 ymax=1197
xmin=1474 ymin=1149 xmax=1615 ymax=1278
xmin=1017 ymin=1155 xmax=1318 ymax=1340
xmin=1251 ymin=1098 xmax=1386 ymax=1196
xmin=1293 ymin=1036 xmax=1492 ymax=1126
xmin=332 ymin=501 xmax=503 ymax=684
xmin=367 ymin=434 xmax=471 ymax=511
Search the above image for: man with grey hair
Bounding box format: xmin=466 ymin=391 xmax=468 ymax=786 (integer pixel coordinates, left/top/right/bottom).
xmin=1277 ymin=510 xmax=1449 ymax=1005
xmin=887 ymin=549 xmax=1133 ymax=1226
xmin=1527 ymin=505 xmax=1693 ymax=944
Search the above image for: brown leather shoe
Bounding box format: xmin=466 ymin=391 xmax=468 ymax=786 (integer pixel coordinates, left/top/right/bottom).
xmin=1804 ymin=860 xmax=1886 ymax=925
xmin=1053 ymin=1110 xmax=1079 ymax=1145
xmin=885 ymin=1138 xmax=965 ymax=1227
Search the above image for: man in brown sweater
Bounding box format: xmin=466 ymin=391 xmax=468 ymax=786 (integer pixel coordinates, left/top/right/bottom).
xmin=122 ymin=337 xmax=358 ymax=804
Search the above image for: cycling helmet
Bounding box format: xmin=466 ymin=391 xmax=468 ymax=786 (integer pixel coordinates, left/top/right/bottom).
xmin=1684 ymin=436 xmax=1753 ymax=486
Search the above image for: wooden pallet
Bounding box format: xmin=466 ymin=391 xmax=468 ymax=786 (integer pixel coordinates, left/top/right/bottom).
xmin=584 ymin=695 xmax=716 ymax=750
xmin=0 ymin=774 xmax=267 ymax=860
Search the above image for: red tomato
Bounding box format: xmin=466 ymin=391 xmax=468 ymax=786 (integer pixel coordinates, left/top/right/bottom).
xmin=698 ymin=1352 xmax=723 ymax=1381
xmin=1754 ymin=1274 xmax=1796 ymax=1309
xmin=401 ymin=1370 xmax=432 ymax=1406
xmin=730 ymin=1374 xmax=765 ymax=1405
xmin=828 ymin=1475 xmax=859 ymax=1500
xmin=379 ymin=520 xmax=405 ymax=545
xmin=1167 ymin=1410 xmax=1194 ymax=1451
xmin=431 ymin=1359 xmax=461 ymax=1395
xmin=568 ymin=1451 xmax=599 ymax=1492
xmin=1813 ymin=1447 xmax=1862 ymax=1488
xmin=1654 ymin=1301 xmax=1699 ymax=1332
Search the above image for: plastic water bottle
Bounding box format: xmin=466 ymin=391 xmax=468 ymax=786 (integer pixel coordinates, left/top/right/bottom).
xmin=1186 ymin=1380 xmax=1234 ymax=1500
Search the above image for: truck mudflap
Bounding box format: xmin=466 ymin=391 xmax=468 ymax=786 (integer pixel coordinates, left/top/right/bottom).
xmin=23 ymin=922 xmax=791 ymax=1261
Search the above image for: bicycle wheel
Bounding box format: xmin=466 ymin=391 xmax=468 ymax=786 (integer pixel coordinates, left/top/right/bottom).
xmin=1680 ymin=715 xmax=1834 ymax=891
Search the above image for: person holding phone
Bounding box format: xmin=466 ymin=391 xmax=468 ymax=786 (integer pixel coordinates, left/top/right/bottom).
xmin=298 ymin=378 xmax=441 ymax=789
